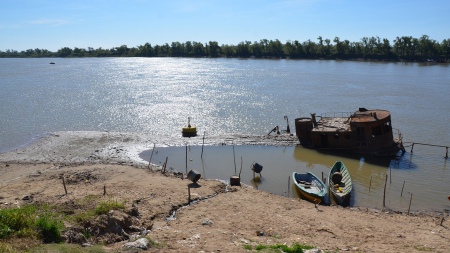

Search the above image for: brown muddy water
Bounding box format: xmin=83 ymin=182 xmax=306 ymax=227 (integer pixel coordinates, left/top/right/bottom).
xmin=141 ymin=144 xmax=450 ymax=213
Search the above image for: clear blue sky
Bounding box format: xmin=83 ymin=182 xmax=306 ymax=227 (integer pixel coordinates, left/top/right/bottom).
xmin=1 ymin=0 xmax=449 ymax=52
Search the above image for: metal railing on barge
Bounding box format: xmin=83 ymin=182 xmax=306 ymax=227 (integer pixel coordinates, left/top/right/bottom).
xmin=319 ymin=112 xmax=353 ymax=118
xmin=404 ymin=142 xmax=449 ymax=159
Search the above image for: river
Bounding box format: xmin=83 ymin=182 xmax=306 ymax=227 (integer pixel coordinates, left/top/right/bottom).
xmin=0 ymin=57 xmax=449 ymax=212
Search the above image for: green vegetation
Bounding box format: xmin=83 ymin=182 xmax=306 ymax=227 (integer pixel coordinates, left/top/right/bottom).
xmin=94 ymin=199 xmax=125 ymax=215
xmin=0 ymin=197 xmax=127 ymax=252
xmin=67 ymin=195 xmax=124 ymax=223
xmin=243 ymin=242 xmax=315 ymax=253
xmin=0 ymin=204 xmax=62 ymax=243
xmin=1 ymin=35 xmax=449 ymax=62
xmin=25 ymin=243 xmax=107 ymax=253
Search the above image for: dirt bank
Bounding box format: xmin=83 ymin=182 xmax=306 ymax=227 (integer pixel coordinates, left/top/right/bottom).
xmin=0 ymin=132 xmax=449 ymax=252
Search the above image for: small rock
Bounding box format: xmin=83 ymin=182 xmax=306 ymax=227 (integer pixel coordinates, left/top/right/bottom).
xmin=22 ymin=195 xmax=33 ymax=201
xmin=81 ymin=243 xmax=92 ymax=247
xmin=128 ymin=234 xmax=140 ymax=241
xmin=304 ymin=249 xmax=321 ymax=253
xmin=124 ymin=238 xmax=149 ymax=250
xmin=240 ymin=238 xmax=250 ymax=244
xmin=202 ymin=219 xmax=213 ymax=225
xmin=256 ymin=230 xmax=264 ymax=236
xmin=140 ymin=228 xmax=148 ymax=236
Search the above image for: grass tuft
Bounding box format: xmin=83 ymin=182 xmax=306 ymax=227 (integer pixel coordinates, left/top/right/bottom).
xmin=244 ymin=242 xmax=315 ymax=253
xmin=94 ymin=199 xmax=125 ymax=215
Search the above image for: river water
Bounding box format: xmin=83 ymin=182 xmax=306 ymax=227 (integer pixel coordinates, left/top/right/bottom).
xmin=1 ymin=57 xmax=449 ymax=212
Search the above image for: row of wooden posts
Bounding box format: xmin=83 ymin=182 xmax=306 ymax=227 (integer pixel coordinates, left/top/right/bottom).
xmin=60 ymin=146 xmax=446 ymax=214
xmin=144 ymin=139 xmax=419 ymax=210
xmin=59 ymin=135 xmax=445 ymax=210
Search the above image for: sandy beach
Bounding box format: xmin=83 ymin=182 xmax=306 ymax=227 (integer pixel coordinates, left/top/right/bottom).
xmin=1 ymin=131 xmax=449 ymax=252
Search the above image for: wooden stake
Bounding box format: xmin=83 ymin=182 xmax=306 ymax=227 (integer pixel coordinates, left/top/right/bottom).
xmin=383 ymin=174 xmax=388 ymax=208
xmin=201 ymin=131 xmax=205 ymax=159
xmin=185 ymin=145 xmax=188 ymax=175
xmin=408 ymin=193 xmax=413 ymax=215
xmin=62 ymin=177 xmax=67 ymax=195
xmin=188 ymin=186 xmax=191 ymax=205
xmin=162 ymin=157 xmax=168 ymax=173
xmin=232 ymin=143 xmax=237 ymax=175
xmin=401 ymin=181 xmax=405 ymax=197
xmin=369 ymin=176 xmax=372 ymax=192
xmin=148 ymin=143 xmax=156 ymax=168
xmin=103 ymin=185 xmax=106 ymax=195
xmin=239 ymin=157 xmax=243 ymax=178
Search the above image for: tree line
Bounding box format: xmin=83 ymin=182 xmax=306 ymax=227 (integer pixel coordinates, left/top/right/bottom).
xmin=1 ymin=35 xmax=449 ymax=62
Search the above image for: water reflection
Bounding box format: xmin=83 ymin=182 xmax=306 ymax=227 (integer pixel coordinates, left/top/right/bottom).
xmin=140 ymin=143 xmax=449 ymax=212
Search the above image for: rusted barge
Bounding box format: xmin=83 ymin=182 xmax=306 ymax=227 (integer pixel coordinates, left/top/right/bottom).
xmin=295 ymin=108 xmax=404 ymax=156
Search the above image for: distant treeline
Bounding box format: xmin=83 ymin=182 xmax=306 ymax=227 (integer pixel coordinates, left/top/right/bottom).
xmin=1 ymin=35 xmax=449 ymax=62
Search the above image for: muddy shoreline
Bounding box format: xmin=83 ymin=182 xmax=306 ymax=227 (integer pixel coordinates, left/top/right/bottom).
xmin=0 ymin=131 xmax=299 ymax=166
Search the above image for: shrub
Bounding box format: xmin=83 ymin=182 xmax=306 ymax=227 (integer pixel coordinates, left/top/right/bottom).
xmin=35 ymin=215 xmax=62 ymax=243
xmin=0 ymin=205 xmax=38 ymax=239
xmin=0 ymin=205 xmax=62 ymax=243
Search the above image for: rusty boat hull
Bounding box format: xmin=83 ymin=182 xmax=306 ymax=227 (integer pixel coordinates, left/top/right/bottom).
xmin=295 ymin=108 xmax=404 ymax=157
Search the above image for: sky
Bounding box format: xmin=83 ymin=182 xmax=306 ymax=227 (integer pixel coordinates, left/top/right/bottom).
xmin=1 ymin=0 xmax=449 ymax=52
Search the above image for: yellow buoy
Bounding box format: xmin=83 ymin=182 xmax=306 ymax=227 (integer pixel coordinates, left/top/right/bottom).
xmin=182 ymin=117 xmax=197 ymax=137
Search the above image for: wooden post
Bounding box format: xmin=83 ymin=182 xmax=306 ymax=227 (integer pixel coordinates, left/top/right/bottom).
xmin=148 ymin=143 xmax=156 ymax=168
xmin=103 ymin=185 xmax=106 ymax=195
xmin=369 ymin=176 xmax=372 ymax=192
xmin=383 ymin=174 xmax=388 ymax=208
xmin=408 ymin=193 xmax=413 ymax=215
xmin=188 ymin=186 xmax=191 ymax=205
xmin=201 ymin=131 xmax=205 ymax=159
xmin=445 ymin=147 xmax=448 ymax=159
xmin=62 ymin=177 xmax=67 ymax=195
xmin=410 ymin=143 xmax=414 ymax=153
xmin=239 ymin=157 xmax=243 ymax=178
xmin=232 ymin=144 xmax=237 ymax=175
xmin=162 ymin=157 xmax=168 ymax=173
xmin=401 ymin=181 xmax=405 ymax=197
xmin=185 ymin=145 xmax=188 ymax=175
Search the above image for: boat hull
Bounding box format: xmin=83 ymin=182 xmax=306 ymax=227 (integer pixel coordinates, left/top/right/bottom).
xmin=295 ymin=108 xmax=405 ymax=157
xmin=292 ymin=172 xmax=327 ymax=204
xmin=328 ymin=161 xmax=352 ymax=205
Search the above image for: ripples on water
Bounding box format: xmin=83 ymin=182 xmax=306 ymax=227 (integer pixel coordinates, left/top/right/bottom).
xmin=1 ymin=58 xmax=449 ymax=211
